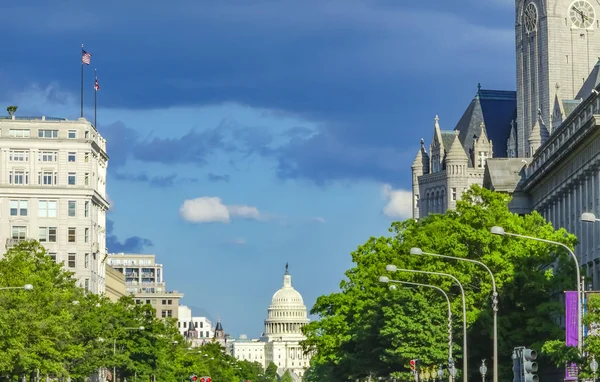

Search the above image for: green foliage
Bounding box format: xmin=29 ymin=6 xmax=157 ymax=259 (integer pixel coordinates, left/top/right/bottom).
xmin=6 ymin=105 xmax=17 ymax=116
xmin=280 ymin=369 xmax=294 ymax=382
xmin=0 ymin=240 xmax=269 ymax=381
xmin=302 ymin=185 xmax=577 ymax=381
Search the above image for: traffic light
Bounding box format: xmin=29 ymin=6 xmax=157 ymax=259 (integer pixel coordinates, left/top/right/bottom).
xmin=410 ymin=359 xmax=416 ymax=372
xmin=189 ymin=375 xmax=197 ymax=382
xmin=523 ymin=348 xmax=538 ymax=382
xmin=199 ymin=377 xmax=204 ymax=382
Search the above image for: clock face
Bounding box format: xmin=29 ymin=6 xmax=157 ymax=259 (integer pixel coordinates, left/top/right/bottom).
xmin=570 ymin=0 xmax=595 ymax=28
xmin=525 ymin=3 xmax=538 ymax=32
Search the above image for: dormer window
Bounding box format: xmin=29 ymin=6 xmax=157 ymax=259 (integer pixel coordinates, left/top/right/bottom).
xmin=478 ymin=151 xmax=488 ymax=168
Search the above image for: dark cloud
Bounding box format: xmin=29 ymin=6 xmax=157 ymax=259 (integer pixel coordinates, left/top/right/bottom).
xmin=112 ymin=172 xmax=197 ymax=188
xmin=106 ymin=219 xmax=153 ymax=253
xmin=3 ymin=1 xmax=516 ymax=187
xmin=207 ymin=173 xmax=230 ymax=182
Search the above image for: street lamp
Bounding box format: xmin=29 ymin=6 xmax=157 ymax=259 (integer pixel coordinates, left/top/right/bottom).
xmin=591 ymin=356 xmax=598 ymax=382
xmin=490 ymin=225 xmax=583 ymax=353
xmin=410 ymin=247 xmax=499 ymax=382
xmin=379 ymin=276 xmax=454 ymax=363
xmin=479 ymin=359 xmax=487 ymax=382
xmin=386 ymin=264 xmax=468 ymax=382
xmin=581 ymin=212 xmax=600 ymax=223
xmin=0 ymin=284 xmax=33 ymax=291
xmin=437 ymin=364 xmax=444 ymax=382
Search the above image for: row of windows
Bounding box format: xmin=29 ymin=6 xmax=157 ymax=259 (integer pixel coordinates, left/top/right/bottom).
xmin=9 ymin=199 xmax=90 ymax=218
xmin=8 ymin=170 xmax=91 ymax=186
xmin=12 ymin=225 xmax=90 ymax=243
xmin=45 ymin=252 xmax=90 ymax=269
xmin=8 ymin=128 xmax=86 ymax=139
xmin=8 ymin=150 xmax=91 ymax=163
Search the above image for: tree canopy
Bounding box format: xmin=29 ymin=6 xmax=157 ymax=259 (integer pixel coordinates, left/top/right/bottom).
xmin=0 ymin=240 xmax=282 ymax=381
xmin=301 ymin=186 xmax=577 ymax=381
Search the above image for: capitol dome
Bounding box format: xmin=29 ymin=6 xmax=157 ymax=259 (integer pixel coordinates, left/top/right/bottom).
xmin=263 ymin=264 xmax=310 ymax=341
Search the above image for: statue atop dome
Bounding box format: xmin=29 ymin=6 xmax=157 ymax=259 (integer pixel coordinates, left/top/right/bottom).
xmin=285 ymin=262 xmax=289 ymax=275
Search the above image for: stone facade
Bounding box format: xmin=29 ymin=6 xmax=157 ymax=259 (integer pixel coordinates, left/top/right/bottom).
xmin=0 ymin=116 xmax=109 ymax=294
xmin=412 ymin=90 xmax=516 ymax=219
xmin=104 ymin=264 xmax=126 ymax=302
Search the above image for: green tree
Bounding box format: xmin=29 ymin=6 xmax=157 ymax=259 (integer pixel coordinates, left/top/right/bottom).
xmin=302 ymin=186 xmax=577 ymax=381
xmin=280 ymin=370 xmax=294 ymax=382
xmin=262 ymin=362 xmax=279 ymax=382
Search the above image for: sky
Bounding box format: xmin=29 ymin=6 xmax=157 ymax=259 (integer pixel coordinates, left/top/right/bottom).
xmin=2 ymin=0 xmax=516 ymax=336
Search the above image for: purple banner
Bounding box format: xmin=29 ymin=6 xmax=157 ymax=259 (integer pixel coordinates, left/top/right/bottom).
xmin=565 ymin=291 xmax=579 ymax=381
xmin=566 ymin=291 xmax=579 ymax=347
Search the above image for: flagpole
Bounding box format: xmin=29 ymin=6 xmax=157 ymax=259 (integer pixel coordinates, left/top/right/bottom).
xmin=81 ymin=44 xmax=84 ymax=118
xmin=94 ymin=68 xmax=97 ymax=128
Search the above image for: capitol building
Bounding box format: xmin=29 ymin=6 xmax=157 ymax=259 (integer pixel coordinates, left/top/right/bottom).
xmin=228 ymin=265 xmax=311 ymax=380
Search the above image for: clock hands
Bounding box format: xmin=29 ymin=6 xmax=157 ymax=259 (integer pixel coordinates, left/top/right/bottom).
xmin=573 ymin=6 xmax=591 ymax=23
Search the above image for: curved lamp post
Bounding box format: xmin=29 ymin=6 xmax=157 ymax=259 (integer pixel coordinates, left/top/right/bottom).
xmin=379 ymin=276 xmax=454 ymax=363
xmin=386 ymin=264 xmax=468 ymax=382
xmin=0 ymin=284 xmax=33 ymax=291
xmin=410 ymin=247 xmax=499 ymax=382
xmin=490 ymin=225 xmax=582 ymax=353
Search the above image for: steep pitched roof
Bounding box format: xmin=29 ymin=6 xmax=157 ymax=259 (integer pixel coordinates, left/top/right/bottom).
xmin=483 ymin=158 xmax=529 ymax=192
xmin=575 ymin=59 xmax=600 ymax=100
xmin=440 ymin=130 xmax=456 ymax=150
xmin=454 ymin=87 xmax=516 ymax=162
xmin=446 ymin=132 xmax=469 ymax=162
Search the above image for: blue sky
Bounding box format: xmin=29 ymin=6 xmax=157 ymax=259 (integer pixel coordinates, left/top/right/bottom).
xmin=3 ymin=0 xmax=516 ymax=336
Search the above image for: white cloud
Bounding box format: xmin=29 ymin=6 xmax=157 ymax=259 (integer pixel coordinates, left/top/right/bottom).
xmin=381 ymin=184 xmax=413 ymax=220
xmin=311 ymin=216 xmax=326 ymax=224
xmin=179 ymin=197 xmax=264 ymax=224
xmin=230 ymin=238 xmax=247 ymax=245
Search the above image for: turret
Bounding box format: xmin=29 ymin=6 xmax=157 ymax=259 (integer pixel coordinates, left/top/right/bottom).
xmin=445 ymin=131 xmax=469 ymax=211
xmin=527 ymin=110 xmax=549 ymax=157
xmin=507 ymin=120 xmax=517 ymax=158
xmin=429 ymin=115 xmax=444 ymax=173
xmin=412 ymin=138 xmax=429 ymax=219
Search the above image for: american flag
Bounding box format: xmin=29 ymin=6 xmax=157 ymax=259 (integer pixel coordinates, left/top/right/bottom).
xmin=82 ymin=50 xmax=91 ymax=65
xmin=95 ymin=75 xmax=100 ymax=91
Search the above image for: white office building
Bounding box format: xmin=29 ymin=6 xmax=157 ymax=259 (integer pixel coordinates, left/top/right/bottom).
xmin=0 ymin=115 xmax=109 ymax=293
xmin=177 ymin=305 xmax=215 ymax=339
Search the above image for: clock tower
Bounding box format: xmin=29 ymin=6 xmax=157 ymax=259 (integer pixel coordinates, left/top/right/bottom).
xmin=516 ymin=0 xmax=600 ymax=157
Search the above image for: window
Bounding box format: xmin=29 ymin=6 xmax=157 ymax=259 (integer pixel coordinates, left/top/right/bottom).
xmin=84 ymin=279 xmax=89 ymax=292
xmin=478 ymin=151 xmax=489 ymax=168
xmin=68 ymin=253 xmax=76 ymax=268
xmin=48 ymin=253 xmax=56 ymax=262
xmin=9 ymin=129 xmax=30 ymax=138
xmin=452 ymin=188 xmax=457 ymax=201
xmin=162 ymin=299 xmax=166 ymax=305
xmin=84 ymin=173 xmax=89 ymax=186
xmin=168 ymin=299 xmax=172 ymax=305
xmin=68 ymin=173 xmax=76 ymax=185
xmin=161 ymin=311 xmax=167 ymax=318
xmin=11 ymin=226 xmax=26 ymax=240
xmin=10 ymin=200 xmax=28 ymax=216
xmin=10 ymin=171 xmax=28 ymax=185
xmin=84 ymin=253 xmax=89 ymax=268
xmin=68 ymin=130 xmax=77 ymax=139
xmin=84 ymin=228 xmax=89 ymax=243
xmin=38 ymin=129 xmax=58 ymax=138
xmin=68 ymin=201 xmax=76 ymax=217
xmin=84 ymin=201 xmax=89 ymax=217
xmin=9 ymin=150 xmax=29 ymax=162
xmin=68 ymin=228 xmax=76 ymax=243
xmin=39 ymin=227 xmax=57 ymax=243
xmin=68 ymin=152 xmax=76 ymax=162
xmin=38 ymin=200 xmax=57 ymax=217
xmin=39 ymin=171 xmax=57 ymax=186
xmin=39 ymin=151 xmax=57 ymax=162
xmin=85 ymin=131 xmax=89 ymax=139
xmin=84 ymin=153 xmax=89 ymax=162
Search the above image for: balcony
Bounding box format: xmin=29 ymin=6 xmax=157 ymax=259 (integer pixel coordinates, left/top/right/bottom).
xmin=6 ymin=238 xmax=27 ymax=249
